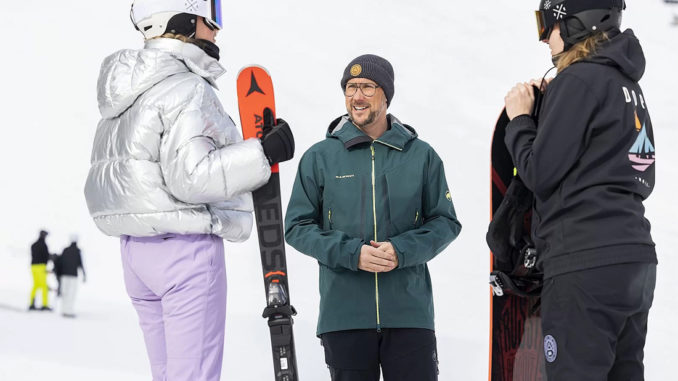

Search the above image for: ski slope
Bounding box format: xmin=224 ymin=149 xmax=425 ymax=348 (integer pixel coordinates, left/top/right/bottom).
xmin=0 ymin=1 xmax=676 ymax=380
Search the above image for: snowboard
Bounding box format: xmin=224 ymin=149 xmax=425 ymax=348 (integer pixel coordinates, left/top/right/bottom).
xmin=237 ymin=65 xmax=299 ymax=381
xmin=488 ymin=105 xmax=546 ymax=381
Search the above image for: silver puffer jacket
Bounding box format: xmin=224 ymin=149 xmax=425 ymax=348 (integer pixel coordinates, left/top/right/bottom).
xmin=84 ymin=38 xmax=270 ymax=241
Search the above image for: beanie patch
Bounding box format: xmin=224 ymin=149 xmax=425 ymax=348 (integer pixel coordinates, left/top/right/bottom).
xmin=341 ymin=54 xmax=395 ymax=106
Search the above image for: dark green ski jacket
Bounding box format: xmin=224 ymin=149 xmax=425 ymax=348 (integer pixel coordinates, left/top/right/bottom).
xmin=285 ymin=114 xmax=461 ymax=335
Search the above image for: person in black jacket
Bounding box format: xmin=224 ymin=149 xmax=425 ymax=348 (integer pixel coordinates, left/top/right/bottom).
xmin=503 ymin=1 xmax=657 ymax=380
xmin=59 ymin=236 xmax=86 ymax=318
xmin=50 ymin=252 xmax=63 ymax=297
xmin=29 ymin=230 xmax=52 ymax=311
xmin=666 ymin=0 xmax=678 ymax=26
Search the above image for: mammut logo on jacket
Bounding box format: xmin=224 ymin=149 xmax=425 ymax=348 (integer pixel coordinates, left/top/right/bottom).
xmin=335 ymin=174 xmax=355 ymax=179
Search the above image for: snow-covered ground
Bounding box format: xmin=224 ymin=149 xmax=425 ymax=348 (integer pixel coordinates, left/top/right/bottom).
xmin=1 ymin=1 xmax=676 ymax=380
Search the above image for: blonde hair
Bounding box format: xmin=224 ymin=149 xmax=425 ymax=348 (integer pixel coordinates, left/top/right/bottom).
xmin=149 ymin=33 xmax=196 ymax=43
xmin=555 ymin=32 xmax=609 ymax=72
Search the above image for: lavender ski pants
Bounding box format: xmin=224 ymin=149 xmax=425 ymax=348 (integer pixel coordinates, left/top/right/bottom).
xmin=121 ymin=234 xmax=226 ymax=381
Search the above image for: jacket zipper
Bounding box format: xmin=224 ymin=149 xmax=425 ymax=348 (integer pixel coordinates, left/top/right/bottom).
xmin=414 ymin=210 xmax=419 ymax=225
xmin=328 ymin=209 xmax=332 ymax=229
xmin=371 ymin=144 xmax=381 ymax=332
xmin=374 ymin=139 xmax=401 ymax=151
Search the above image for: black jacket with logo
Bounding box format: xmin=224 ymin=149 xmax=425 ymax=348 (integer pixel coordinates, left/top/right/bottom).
xmin=505 ymin=29 xmax=657 ymax=279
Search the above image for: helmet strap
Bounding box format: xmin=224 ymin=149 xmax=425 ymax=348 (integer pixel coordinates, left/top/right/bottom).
xmin=558 ymin=21 xmax=575 ymax=52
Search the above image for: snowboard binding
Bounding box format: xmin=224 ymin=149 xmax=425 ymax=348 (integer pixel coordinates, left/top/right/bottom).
xmin=487 ymin=176 xmax=543 ymax=298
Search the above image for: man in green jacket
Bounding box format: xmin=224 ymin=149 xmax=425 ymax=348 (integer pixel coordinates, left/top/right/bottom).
xmin=284 ymin=54 xmax=461 ymax=381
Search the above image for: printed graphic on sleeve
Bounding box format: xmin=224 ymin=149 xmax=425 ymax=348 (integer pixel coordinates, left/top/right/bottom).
xmin=628 ymin=111 xmax=655 ymax=172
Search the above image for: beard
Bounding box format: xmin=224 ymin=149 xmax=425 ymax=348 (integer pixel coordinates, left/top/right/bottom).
xmin=349 ymin=105 xmax=378 ymax=128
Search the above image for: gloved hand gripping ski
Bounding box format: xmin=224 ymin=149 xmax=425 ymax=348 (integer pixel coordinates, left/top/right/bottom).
xmin=260 ymin=108 xmax=295 ymax=165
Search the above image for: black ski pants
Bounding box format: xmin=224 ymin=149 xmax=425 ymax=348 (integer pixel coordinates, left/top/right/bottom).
xmin=541 ymin=262 xmax=656 ymax=381
xmin=320 ymin=328 xmax=438 ymax=381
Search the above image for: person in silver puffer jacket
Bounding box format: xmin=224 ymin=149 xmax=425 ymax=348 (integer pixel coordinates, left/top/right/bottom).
xmin=83 ymin=2 xmax=294 ymax=380
xmin=85 ymin=36 xmax=270 ymax=239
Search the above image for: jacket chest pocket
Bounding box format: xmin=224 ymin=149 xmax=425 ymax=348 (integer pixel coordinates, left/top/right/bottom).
xmin=385 ymin=170 xmax=423 ymax=234
xmin=323 ymin=174 xmax=366 ymax=236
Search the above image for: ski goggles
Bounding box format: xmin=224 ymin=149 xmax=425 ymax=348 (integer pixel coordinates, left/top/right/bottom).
xmin=205 ymin=0 xmax=223 ymax=30
xmin=535 ymin=10 xmax=552 ymax=41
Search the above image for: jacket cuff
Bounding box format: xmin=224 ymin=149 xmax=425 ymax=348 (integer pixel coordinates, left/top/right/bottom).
xmin=348 ymin=239 xmax=364 ymax=271
xmin=389 ymin=238 xmax=406 ymax=268
xmin=507 ymin=114 xmax=535 ymax=129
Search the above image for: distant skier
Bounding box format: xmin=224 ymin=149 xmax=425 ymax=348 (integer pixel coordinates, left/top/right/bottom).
xmin=59 ymin=236 xmax=86 ymax=318
xmin=667 ymin=0 xmax=678 ymax=25
xmin=84 ymin=0 xmax=294 ymax=380
xmin=49 ymin=252 xmax=62 ymax=297
xmin=504 ymin=1 xmax=657 ymax=380
xmin=285 ymin=54 xmax=461 ymax=380
xmin=29 ymin=230 xmax=52 ymax=311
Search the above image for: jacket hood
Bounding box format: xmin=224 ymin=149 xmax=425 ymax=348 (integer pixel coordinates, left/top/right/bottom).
xmin=97 ymin=38 xmax=226 ymax=119
xmin=326 ymin=114 xmax=418 ymax=150
xmin=584 ymin=29 xmax=646 ymax=82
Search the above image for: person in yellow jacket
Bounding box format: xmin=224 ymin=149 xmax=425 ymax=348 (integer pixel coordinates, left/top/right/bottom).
xmin=29 ymin=230 xmax=52 ymax=311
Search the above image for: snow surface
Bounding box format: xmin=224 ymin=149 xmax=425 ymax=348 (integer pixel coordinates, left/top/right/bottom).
xmin=1 ymin=1 xmax=676 ymax=380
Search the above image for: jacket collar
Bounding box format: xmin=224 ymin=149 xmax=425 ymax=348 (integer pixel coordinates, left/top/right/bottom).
xmin=144 ymin=38 xmax=226 ymax=88
xmin=327 ymin=114 xmax=418 ymax=150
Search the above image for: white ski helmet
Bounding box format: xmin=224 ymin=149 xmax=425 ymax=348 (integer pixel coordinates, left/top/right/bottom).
xmin=130 ymin=0 xmax=222 ymax=39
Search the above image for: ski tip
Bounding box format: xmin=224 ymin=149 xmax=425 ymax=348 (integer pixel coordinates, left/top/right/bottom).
xmin=236 ymin=64 xmax=271 ymax=77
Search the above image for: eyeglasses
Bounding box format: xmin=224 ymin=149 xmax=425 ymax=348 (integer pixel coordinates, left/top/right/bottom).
xmin=344 ymin=83 xmax=381 ymax=97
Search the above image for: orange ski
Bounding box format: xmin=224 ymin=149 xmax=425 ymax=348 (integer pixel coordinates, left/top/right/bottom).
xmin=237 ymin=65 xmax=279 ymax=173
xmin=236 ymin=65 xmax=298 ymax=381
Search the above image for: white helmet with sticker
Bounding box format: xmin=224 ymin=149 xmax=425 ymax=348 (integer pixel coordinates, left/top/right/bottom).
xmin=130 ymin=0 xmax=222 ymax=39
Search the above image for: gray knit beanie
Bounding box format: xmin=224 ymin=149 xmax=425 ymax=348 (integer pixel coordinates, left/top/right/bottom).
xmin=341 ymin=54 xmax=395 ymax=106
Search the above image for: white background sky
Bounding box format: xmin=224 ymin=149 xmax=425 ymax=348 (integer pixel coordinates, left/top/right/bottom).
xmin=0 ymin=1 xmax=676 ymax=380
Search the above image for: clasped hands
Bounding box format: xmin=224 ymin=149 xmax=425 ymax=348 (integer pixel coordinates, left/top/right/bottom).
xmin=358 ymin=240 xmax=399 ymax=273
